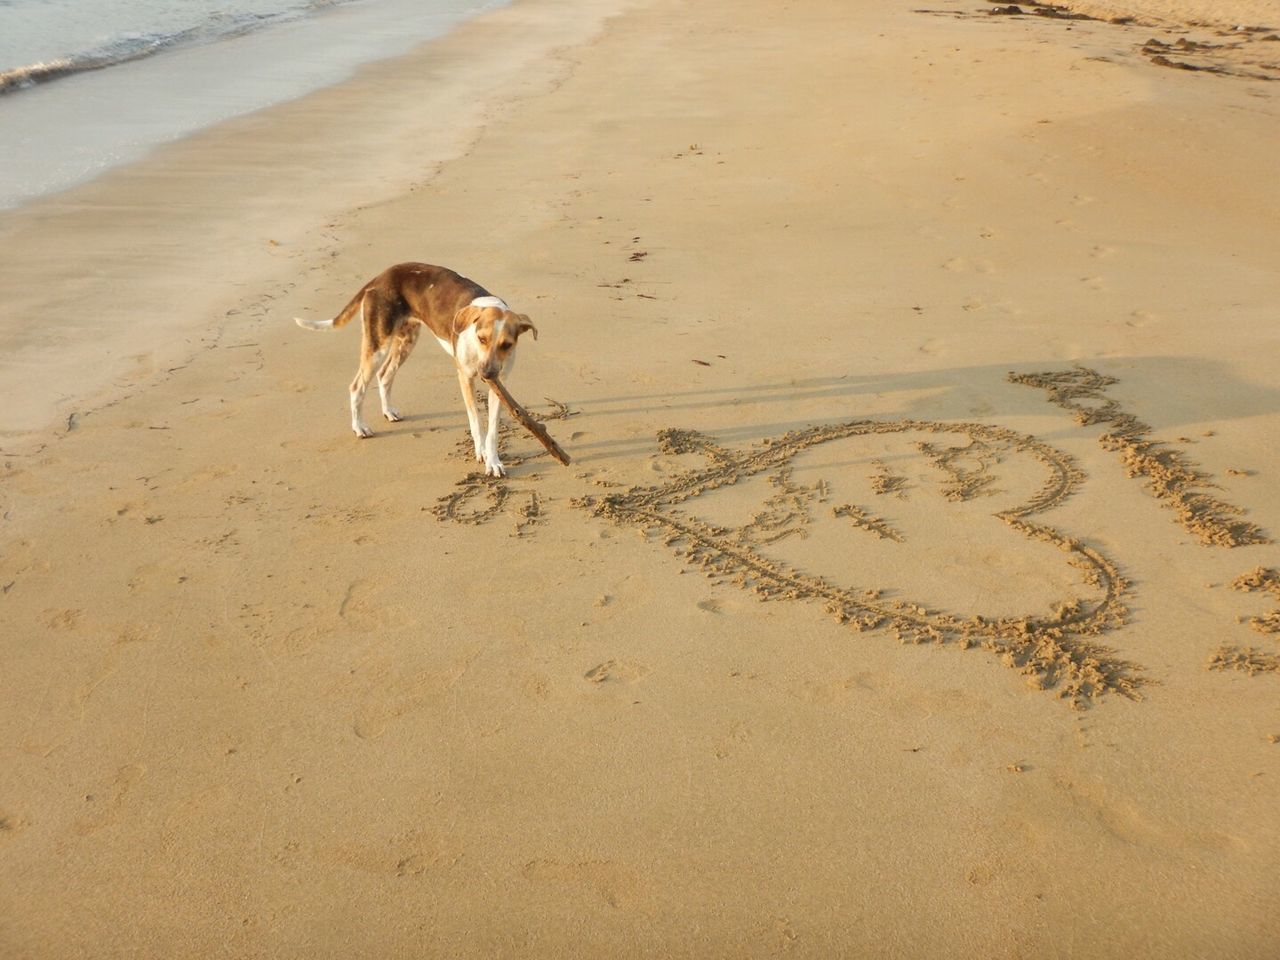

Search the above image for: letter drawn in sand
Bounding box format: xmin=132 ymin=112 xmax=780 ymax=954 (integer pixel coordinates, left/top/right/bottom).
xmin=432 ymin=399 xmax=574 ymax=537
xmin=1010 ymin=367 xmax=1270 ymax=547
xmin=1207 ymin=646 xmax=1280 ymax=676
xmin=919 ymin=436 xmax=1002 ymax=501
xmin=1232 ymin=567 xmax=1280 ymax=637
xmin=1208 ymin=558 xmax=1280 ymax=678
xmin=831 ymin=503 xmax=905 ymax=543
xmin=869 ymin=458 xmax=910 ymax=499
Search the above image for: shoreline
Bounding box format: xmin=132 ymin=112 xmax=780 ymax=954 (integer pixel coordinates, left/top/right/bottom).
xmin=0 ymin=0 xmax=512 ymax=210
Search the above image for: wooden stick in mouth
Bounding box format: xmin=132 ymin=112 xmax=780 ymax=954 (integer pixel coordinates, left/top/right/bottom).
xmin=484 ymin=377 xmax=571 ymax=466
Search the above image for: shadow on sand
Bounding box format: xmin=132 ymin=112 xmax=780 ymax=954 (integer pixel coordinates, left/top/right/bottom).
xmin=560 ymin=355 xmax=1280 ymax=462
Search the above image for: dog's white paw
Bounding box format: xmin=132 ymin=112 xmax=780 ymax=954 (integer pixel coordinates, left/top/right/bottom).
xmin=484 ymin=457 xmax=507 ymax=478
xmin=383 ymin=407 xmax=403 ymax=422
xmin=353 ymin=422 xmax=374 ymax=438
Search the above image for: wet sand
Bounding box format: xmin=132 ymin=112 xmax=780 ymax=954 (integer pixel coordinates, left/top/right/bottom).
xmin=2 ymin=0 xmax=1279 ymax=955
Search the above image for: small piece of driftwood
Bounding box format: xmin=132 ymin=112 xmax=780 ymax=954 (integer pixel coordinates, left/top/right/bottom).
xmin=484 ymin=377 xmax=571 ymax=466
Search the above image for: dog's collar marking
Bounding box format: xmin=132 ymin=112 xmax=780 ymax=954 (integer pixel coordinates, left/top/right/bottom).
xmin=469 ymin=295 xmax=508 ymax=310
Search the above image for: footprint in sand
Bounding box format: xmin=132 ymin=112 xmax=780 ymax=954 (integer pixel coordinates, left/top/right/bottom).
xmin=753 ymin=916 xmax=801 ymax=952
xmin=20 ymin=677 xmax=82 ymax=758
xmin=918 ymin=338 xmax=946 ymax=355
xmin=0 ymin=541 xmax=51 ymax=590
xmin=312 ymin=827 xmax=463 ymax=878
xmin=1049 ymin=773 xmax=1245 ymax=851
xmin=337 ymin=579 xmax=400 ymax=633
xmin=351 ymin=649 xmax=482 ymax=739
xmin=174 ymin=465 xmax=238 ymax=490
xmin=21 ymin=620 xmax=156 ymax=756
xmin=74 ymin=632 xmax=138 ymax=709
xmin=520 ymin=858 xmax=636 ymax=909
xmin=126 ymin=562 xmax=188 ymax=595
xmin=117 ymin=352 xmax=157 ymax=383
xmin=73 ymin=763 xmax=145 ymax=836
xmin=787 ymin=674 xmax=879 ymax=707
xmin=583 ymin=659 xmax=650 ymax=684
xmin=522 ymin=673 xmax=554 ymax=701
xmin=942 ymin=256 xmax=995 ymax=274
xmin=0 ymin=811 xmax=30 ymax=841
xmin=712 ymin=720 xmax=752 ymax=759
xmin=965 ymin=862 xmax=1000 ymax=887
xmin=45 ymin=608 xmax=82 ymax=631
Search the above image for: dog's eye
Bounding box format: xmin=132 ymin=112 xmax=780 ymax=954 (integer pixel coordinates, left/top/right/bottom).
xmin=478 ymin=336 xmax=489 ymax=346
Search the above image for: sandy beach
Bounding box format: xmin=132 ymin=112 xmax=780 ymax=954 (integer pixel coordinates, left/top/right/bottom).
xmin=2 ymin=0 xmax=1279 ymax=955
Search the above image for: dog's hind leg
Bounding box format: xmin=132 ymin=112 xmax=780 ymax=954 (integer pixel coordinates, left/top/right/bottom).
xmin=349 ymin=291 xmax=384 ymax=438
xmin=349 ymin=353 xmax=381 ymax=438
xmin=377 ymin=325 xmax=419 ymax=422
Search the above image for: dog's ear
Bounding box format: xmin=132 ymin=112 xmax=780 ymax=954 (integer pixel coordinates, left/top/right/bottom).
xmin=513 ymin=314 xmax=538 ymax=341
xmin=453 ymin=305 xmax=483 ymax=331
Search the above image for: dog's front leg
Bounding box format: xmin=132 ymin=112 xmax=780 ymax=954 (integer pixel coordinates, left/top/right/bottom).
xmin=456 ymin=370 xmax=485 ymax=465
xmin=483 ymin=385 xmax=505 ymax=478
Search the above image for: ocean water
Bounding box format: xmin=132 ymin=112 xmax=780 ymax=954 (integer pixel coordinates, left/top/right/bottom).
xmin=0 ymin=0 xmax=358 ymax=86
xmin=0 ymin=0 xmax=506 ymax=209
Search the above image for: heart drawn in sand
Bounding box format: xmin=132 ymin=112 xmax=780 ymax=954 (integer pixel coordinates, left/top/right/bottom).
xmin=575 ymin=420 xmax=1142 ymax=707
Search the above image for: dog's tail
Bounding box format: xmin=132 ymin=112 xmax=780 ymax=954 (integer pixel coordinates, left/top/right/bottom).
xmin=294 ymin=287 xmax=368 ymax=332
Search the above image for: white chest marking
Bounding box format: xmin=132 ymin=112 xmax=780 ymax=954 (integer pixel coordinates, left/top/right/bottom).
xmin=434 ymin=335 xmax=454 ymax=357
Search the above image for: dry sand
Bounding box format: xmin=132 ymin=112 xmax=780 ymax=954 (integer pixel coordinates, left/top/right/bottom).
xmin=2 ymin=0 xmax=1279 ymax=955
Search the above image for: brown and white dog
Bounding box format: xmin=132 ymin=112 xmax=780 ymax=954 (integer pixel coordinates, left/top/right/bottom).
xmin=295 ymin=262 xmax=537 ymax=477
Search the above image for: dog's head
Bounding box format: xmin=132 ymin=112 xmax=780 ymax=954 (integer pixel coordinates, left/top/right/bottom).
xmin=454 ymin=305 xmax=538 ymax=381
